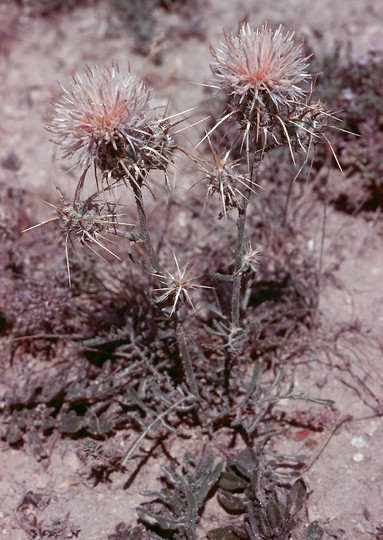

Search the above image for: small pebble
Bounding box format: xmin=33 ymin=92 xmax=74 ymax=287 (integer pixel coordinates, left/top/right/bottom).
xmin=351 ymin=436 xmax=367 ymax=448
xmin=1 ymin=151 xmax=22 ymax=171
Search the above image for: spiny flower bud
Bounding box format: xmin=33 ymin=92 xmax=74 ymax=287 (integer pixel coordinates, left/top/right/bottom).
xmin=58 ymin=199 xmax=110 ymax=244
xmin=140 ymin=118 xmax=175 ymax=172
xmin=56 ymin=196 xmax=128 ymax=251
xmin=287 ymin=100 xmax=329 ymax=152
xmin=203 ymin=150 xmax=250 ymax=219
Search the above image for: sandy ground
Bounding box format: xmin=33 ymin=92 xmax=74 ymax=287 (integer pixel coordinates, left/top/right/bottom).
xmin=1 ymin=1 xmax=383 ymax=538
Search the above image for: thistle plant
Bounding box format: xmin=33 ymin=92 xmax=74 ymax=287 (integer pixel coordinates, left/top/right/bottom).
xmin=46 ymin=63 xmax=204 ymax=400
xmin=5 ymin=22 xmax=344 ymax=538
xmin=47 ymin=64 xmax=178 ymax=276
xmin=22 ymin=22 xmax=334 ymax=463
xmin=207 ymin=22 xmax=324 ymax=338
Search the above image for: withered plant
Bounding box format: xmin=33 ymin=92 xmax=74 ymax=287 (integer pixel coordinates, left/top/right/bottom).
xmin=113 ymin=0 xmax=206 ymax=58
xmin=308 ymin=41 xmax=383 ymax=211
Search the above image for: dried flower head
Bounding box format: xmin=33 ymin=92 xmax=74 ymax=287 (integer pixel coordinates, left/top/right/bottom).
xmin=267 ymin=97 xmax=340 ymax=167
xmin=200 ymin=148 xmax=258 ymax=219
xmin=57 ymin=197 xmax=119 ymax=247
xmin=23 ymin=191 xmax=133 ymax=286
xmin=288 ymin=100 xmax=330 ymax=151
xmin=210 ymin=23 xmax=310 ymax=111
xmin=48 ymin=64 xmax=169 ymax=180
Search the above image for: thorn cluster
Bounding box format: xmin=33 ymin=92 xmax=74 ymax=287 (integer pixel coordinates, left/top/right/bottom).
xmin=153 ymin=255 xmax=209 ymax=316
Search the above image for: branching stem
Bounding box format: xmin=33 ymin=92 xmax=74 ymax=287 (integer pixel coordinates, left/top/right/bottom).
xmin=130 ymin=178 xmax=200 ymax=401
xmin=121 ymin=393 xmax=195 ymax=465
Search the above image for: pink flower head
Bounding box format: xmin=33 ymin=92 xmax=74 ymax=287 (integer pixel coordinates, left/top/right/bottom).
xmin=48 ymin=64 xmax=154 ymax=169
xmin=210 ymin=23 xmax=310 ymax=110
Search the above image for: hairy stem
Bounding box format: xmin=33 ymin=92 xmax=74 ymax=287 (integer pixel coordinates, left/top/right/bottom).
xmin=231 ymin=202 xmax=247 ymax=328
xmin=176 ymin=317 xmax=200 ymax=399
xmin=231 ymin=166 xmax=256 ymax=328
xmin=131 ymin=181 xmax=162 ymax=275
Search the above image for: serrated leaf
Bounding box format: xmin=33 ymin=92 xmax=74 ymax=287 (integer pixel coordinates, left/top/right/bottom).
xmin=138 ymin=451 xmax=221 ymax=538
xmin=199 ymin=460 xmax=223 ymax=499
xmin=210 ymin=462 xmax=224 ymax=485
xmin=40 ymin=367 xmax=71 ymax=402
xmin=162 ymin=463 xmax=181 ymax=486
xmin=86 ymin=415 xmax=113 ymax=436
xmin=136 ymin=507 xmax=182 ymax=531
xmin=266 ymin=499 xmax=284 ymax=530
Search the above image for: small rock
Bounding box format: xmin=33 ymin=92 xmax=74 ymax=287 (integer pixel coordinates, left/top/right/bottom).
xmin=351 ymin=435 xmax=367 ymax=448
xmin=353 ymin=452 xmax=364 ymax=462
xmin=1 ymin=151 xmax=22 ymax=171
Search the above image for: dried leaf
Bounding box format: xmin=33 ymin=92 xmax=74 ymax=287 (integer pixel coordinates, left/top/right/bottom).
xmin=59 ymin=411 xmax=85 ymax=433
xmin=287 ymin=478 xmax=308 ymax=515
xmin=217 ymin=491 xmax=246 ymax=514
